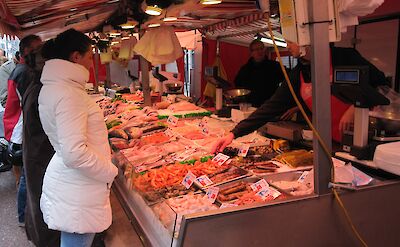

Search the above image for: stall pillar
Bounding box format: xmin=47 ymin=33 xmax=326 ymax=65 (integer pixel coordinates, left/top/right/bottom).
xmin=139 ymin=30 xmax=152 ymax=106
xmin=105 ymin=63 xmax=111 ymax=89
xmin=309 ymin=0 xmax=332 ymax=195
xmin=93 ymin=49 xmax=100 ymax=93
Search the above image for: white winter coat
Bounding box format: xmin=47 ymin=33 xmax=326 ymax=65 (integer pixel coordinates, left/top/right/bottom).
xmin=38 ymin=59 xmax=118 ymax=234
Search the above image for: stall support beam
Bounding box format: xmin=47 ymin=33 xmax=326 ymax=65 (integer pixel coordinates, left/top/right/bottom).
xmin=93 ymin=49 xmax=100 ymax=93
xmin=139 ymin=30 xmax=152 ymax=106
xmin=105 ymin=63 xmax=111 ymax=89
xmin=309 ymin=0 xmax=332 ymax=195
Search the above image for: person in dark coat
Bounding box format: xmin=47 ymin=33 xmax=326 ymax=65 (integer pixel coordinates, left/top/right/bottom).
xmin=213 ymin=42 xmax=389 ymax=153
xmin=234 ymin=39 xmax=285 ymax=107
xmin=22 ymin=48 xmax=61 ymax=247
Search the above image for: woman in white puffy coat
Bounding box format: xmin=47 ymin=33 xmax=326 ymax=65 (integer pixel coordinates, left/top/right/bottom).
xmin=38 ymin=29 xmax=118 ymax=247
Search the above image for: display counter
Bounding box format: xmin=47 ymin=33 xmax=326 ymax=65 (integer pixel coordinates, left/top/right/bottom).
xmin=100 ymin=96 xmax=400 ymax=246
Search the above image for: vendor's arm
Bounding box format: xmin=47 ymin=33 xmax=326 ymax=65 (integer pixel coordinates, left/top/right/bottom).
xmin=231 ymin=81 xmax=295 ymax=138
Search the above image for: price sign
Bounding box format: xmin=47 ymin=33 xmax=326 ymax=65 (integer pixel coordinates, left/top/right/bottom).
xmin=238 ymin=144 xmax=250 ymax=157
xmin=134 ymin=166 xmax=146 ymax=173
xmin=212 ymin=153 xmax=230 ymax=166
xmin=165 ymin=128 xmax=175 ymax=137
xmin=269 ymin=187 xmax=282 ymax=199
xmin=220 ymin=203 xmax=238 ymax=209
xmin=297 ymin=171 xmax=310 ymax=183
xmin=198 ymin=117 xmax=209 ymax=128
xmin=182 ymin=171 xmax=196 ymax=189
xmin=196 ymin=175 xmax=213 ymax=187
xmin=205 ymin=187 xmax=219 ymax=203
xmin=167 ymin=115 xmax=179 ymax=126
xmin=255 ymin=188 xmax=271 ymax=200
xmin=202 ymin=126 xmax=210 ymax=135
xmin=250 ymin=179 xmax=269 ymax=192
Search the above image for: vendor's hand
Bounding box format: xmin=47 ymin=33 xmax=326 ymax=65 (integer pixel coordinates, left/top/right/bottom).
xmin=211 ymin=132 xmax=235 ymax=154
xmin=339 ymin=106 xmax=355 ymax=134
xmin=280 ymin=106 xmax=299 ymax=120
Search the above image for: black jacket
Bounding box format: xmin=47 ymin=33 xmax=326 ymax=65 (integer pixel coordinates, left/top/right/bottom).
xmin=234 ymin=57 xmax=285 ymax=107
xmin=22 ymin=53 xmax=60 ymax=247
xmin=231 ymin=47 xmax=388 ymax=138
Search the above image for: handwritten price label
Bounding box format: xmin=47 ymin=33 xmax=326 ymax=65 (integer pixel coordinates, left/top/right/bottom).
xmin=165 ymin=128 xmax=175 ymax=137
xmin=297 ymin=171 xmax=310 ymax=183
xmin=238 ymin=144 xmax=250 ymax=157
xmin=182 ymin=171 xmax=196 ymax=189
xmin=167 ymin=115 xmax=179 ymax=126
xmin=196 ymin=175 xmax=213 ymax=187
xmin=212 ymin=153 xmax=230 ymax=166
xmin=205 ymin=187 xmax=219 ymax=203
xmin=250 ymin=179 xmax=269 ymax=192
xmin=269 ymin=187 xmax=282 ymax=199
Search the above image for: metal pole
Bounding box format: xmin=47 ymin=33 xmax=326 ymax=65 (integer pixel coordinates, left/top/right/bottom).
xmin=93 ymin=48 xmax=100 ymax=93
xmin=105 ymin=62 xmax=111 ymax=89
xmin=309 ymin=0 xmax=332 ymax=195
xmin=139 ymin=30 xmax=152 ymax=106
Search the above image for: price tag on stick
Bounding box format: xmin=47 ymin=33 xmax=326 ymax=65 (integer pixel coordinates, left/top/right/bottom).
xmin=297 ymin=171 xmax=309 ymax=183
xmin=238 ymin=145 xmax=250 ymax=157
xmin=167 ymin=115 xmax=179 ymax=126
xmin=182 ymin=171 xmax=196 ymax=189
xmin=250 ymin=179 xmax=269 ymax=192
xmin=212 ymin=153 xmax=230 ymax=166
xmin=205 ymin=187 xmax=219 ymax=203
xmin=196 ymin=175 xmax=213 ymax=187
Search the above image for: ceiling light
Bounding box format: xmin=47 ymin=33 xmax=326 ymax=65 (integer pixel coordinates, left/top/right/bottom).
xmin=70 ymin=8 xmax=77 ymax=11
xmin=148 ymin=23 xmax=161 ymax=28
xmin=200 ymin=0 xmax=222 ymax=5
xmin=145 ymin=5 xmax=162 ymax=16
xmin=121 ymin=37 xmax=131 ymax=40
xmin=163 ymin=16 xmax=177 ymax=22
xmin=107 ymin=0 xmax=120 ymax=3
xmin=255 ymin=35 xmax=287 ymax=48
xmin=111 ymin=41 xmax=120 ymax=45
xmin=120 ymin=21 xmax=136 ymax=29
xmin=109 ymin=30 xmax=121 ymax=36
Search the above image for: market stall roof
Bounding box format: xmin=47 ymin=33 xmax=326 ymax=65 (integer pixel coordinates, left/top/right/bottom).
xmin=0 ymin=0 xmax=120 ymax=38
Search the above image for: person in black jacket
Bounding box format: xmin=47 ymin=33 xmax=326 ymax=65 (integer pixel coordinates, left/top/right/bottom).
xmin=213 ymin=41 xmax=389 ymax=153
xmin=234 ymin=40 xmax=285 ymax=107
xmin=22 ymin=47 xmax=61 ymax=247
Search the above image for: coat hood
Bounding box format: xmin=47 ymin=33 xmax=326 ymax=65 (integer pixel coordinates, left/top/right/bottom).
xmin=41 ymin=59 xmax=89 ymax=90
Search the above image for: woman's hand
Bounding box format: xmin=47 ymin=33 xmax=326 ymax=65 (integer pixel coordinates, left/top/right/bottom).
xmin=339 ymin=105 xmax=355 ymax=134
xmin=211 ymin=132 xmax=235 ymax=154
xmin=280 ymin=106 xmax=299 ymax=120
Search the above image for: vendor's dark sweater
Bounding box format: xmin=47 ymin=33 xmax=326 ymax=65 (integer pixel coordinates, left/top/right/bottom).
xmin=234 ymin=57 xmax=285 ymax=107
xmin=231 ymin=47 xmax=388 ymax=138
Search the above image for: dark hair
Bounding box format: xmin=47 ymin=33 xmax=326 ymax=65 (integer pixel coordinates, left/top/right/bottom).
xmin=41 ymin=29 xmax=92 ymax=61
xmin=19 ymin=35 xmax=41 ymax=56
xmin=249 ymin=39 xmax=264 ymax=51
xmin=15 ymin=51 xmax=20 ymax=61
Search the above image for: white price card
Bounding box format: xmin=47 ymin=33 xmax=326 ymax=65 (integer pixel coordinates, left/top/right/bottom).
xmin=165 ymin=128 xmax=175 ymax=137
xmin=198 ymin=117 xmax=209 ymax=128
xmin=212 ymin=153 xmax=230 ymax=166
xmin=238 ymin=144 xmax=250 ymax=157
xmin=196 ymin=175 xmax=213 ymax=187
xmin=268 ymin=187 xmax=282 ymax=199
xmin=202 ymin=126 xmax=210 ymax=135
xmin=250 ymin=179 xmax=269 ymax=192
xmin=255 ymin=188 xmax=270 ymax=200
xmin=182 ymin=171 xmax=196 ymax=189
xmin=297 ymin=171 xmax=309 ymax=183
xmin=220 ymin=203 xmax=238 ymax=209
xmin=134 ymin=166 xmax=146 ymax=173
xmin=205 ymin=187 xmax=219 ymax=203
xmin=167 ymin=115 xmax=179 ymax=126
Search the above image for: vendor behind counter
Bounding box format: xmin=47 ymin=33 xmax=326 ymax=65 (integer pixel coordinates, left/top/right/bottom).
xmin=234 ymin=40 xmax=285 ymax=107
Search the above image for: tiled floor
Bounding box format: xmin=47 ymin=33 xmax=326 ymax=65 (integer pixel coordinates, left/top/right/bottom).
xmin=0 ymin=170 xmax=143 ymax=247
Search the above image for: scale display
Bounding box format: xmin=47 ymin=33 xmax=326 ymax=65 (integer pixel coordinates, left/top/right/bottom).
xmin=334 ymin=69 xmax=360 ymax=84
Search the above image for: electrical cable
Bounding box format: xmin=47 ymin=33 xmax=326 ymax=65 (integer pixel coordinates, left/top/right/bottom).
xmin=266 ymin=13 xmax=368 ymax=247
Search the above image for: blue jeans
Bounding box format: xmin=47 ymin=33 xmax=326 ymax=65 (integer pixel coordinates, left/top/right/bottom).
xmin=17 ymin=171 xmax=26 ymax=223
xmin=60 ymin=232 xmax=95 ymax=247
